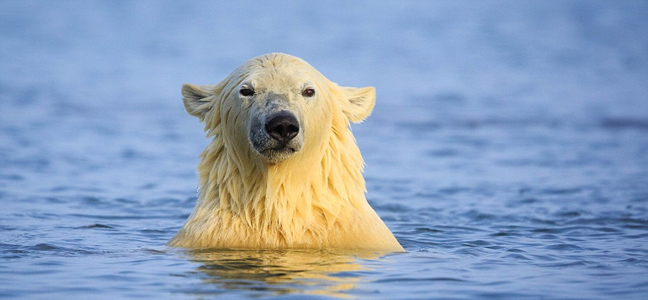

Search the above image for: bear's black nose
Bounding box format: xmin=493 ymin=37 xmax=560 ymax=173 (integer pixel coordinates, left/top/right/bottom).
xmin=265 ymin=111 xmax=299 ymax=143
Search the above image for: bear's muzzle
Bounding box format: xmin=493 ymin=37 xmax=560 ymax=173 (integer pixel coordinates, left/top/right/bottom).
xmin=265 ymin=111 xmax=300 ymax=144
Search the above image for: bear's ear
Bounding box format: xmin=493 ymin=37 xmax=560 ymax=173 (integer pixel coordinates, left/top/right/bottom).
xmin=340 ymin=86 xmax=376 ymax=123
xmin=182 ymin=84 xmax=216 ymax=120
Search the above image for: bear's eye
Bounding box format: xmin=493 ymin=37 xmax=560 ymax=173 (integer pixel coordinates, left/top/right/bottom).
xmin=240 ymin=88 xmax=255 ymax=97
xmin=302 ymin=88 xmax=315 ymax=98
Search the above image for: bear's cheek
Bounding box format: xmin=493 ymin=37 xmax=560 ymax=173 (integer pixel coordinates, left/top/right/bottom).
xmin=303 ymin=106 xmax=331 ymax=140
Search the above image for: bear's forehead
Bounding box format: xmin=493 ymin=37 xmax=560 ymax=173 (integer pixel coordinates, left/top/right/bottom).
xmin=226 ymin=53 xmax=326 ymax=92
xmin=240 ymin=66 xmax=316 ymax=89
xmin=251 ymin=53 xmax=308 ymax=68
xmin=249 ymin=68 xmax=308 ymax=84
xmin=248 ymin=54 xmax=317 ymax=77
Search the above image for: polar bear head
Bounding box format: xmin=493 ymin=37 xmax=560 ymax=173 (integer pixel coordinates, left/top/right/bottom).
xmin=182 ymin=53 xmax=375 ymax=165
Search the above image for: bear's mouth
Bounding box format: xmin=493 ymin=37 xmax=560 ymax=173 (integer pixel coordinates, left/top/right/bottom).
xmin=261 ymin=146 xmax=295 ymax=154
xmin=256 ymin=146 xmax=298 ymax=164
xmin=261 ymin=145 xmax=297 ymax=155
xmin=249 ymin=133 xmax=302 ymax=163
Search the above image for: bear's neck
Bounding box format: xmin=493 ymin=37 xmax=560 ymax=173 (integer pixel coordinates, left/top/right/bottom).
xmin=194 ymin=116 xmax=367 ymax=241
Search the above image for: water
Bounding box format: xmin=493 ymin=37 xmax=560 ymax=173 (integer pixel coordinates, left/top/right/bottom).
xmin=1 ymin=1 xmax=648 ymax=299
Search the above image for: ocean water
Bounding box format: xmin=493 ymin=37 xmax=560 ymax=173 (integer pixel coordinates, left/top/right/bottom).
xmin=1 ymin=1 xmax=648 ymax=299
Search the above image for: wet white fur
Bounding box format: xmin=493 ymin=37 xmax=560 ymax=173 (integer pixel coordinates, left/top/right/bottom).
xmin=168 ymin=53 xmax=404 ymax=252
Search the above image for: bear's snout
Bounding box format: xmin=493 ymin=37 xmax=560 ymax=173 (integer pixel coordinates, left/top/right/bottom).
xmin=249 ymin=106 xmax=303 ymax=164
xmin=265 ymin=111 xmax=299 ymax=143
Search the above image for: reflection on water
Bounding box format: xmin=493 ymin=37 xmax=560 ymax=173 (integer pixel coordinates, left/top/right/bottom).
xmin=184 ymin=249 xmax=382 ymax=298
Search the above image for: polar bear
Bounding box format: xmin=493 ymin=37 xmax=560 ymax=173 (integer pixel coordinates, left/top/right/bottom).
xmin=168 ymin=53 xmax=403 ymax=252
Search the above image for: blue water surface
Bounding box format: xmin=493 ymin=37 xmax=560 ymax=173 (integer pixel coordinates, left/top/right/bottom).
xmin=1 ymin=1 xmax=648 ymax=299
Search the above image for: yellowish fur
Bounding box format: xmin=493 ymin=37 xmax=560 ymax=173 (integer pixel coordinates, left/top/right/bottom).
xmin=168 ymin=53 xmax=404 ymax=252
